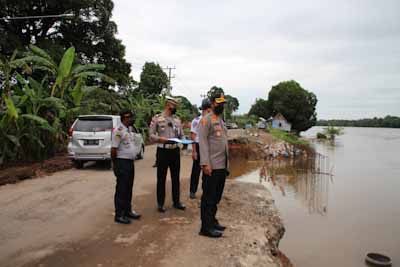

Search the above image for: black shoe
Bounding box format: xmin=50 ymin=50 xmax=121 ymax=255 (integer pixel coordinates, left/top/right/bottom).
xmin=189 ymin=192 xmax=196 ymax=199
xmin=114 ymin=215 xmax=131 ymax=224
xmin=199 ymin=229 xmax=223 ymax=238
xmin=157 ymin=205 xmax=166 ymax=213
xmin=126 ymin=210 xmax=141 ymax=220
xmin=214 ymin=223 xmax=226 ymax=231
xmin=173 ymin=202 xmax=186 ymax=210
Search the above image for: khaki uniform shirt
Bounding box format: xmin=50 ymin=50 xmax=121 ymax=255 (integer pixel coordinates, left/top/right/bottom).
xmin=112 ymin=123 xmax=136 ymax=160
xmin=199 ymin=113 xmax=229 ymax=170
xmin=149 ymin=112 xmax=183 ymax=142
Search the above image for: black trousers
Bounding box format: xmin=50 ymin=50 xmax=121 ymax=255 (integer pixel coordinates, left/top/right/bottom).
xmin=190 ymin=143 xmax=201 ymax=194
xmin=200 ymin=169 xmax=226 ymax=231
xmin=157 ymin=147 xmax=181 ymax=206
xmin=113 ymin=159 xmax=134 ymax=216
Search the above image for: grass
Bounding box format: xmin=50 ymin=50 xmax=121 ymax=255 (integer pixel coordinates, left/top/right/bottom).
xmin=269 ymin=128 xmax=309 ymax=146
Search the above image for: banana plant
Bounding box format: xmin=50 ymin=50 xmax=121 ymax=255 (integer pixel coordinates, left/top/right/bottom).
xmin=0 ymin=50 xmax=32 ymax=97
xmin=21 ymin=45 xmax=115 ymax=98
xmin=0 ymin=72 xmax=67 ymax=164
xmin=0 ymin=94 xmax=56 ymax=164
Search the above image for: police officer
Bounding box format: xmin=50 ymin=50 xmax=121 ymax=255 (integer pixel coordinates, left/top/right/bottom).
xmin=189 ymin=99 xmax=211 ymax=199
xmin=199 ymin=91 xmax=229 ymax=238
xmin=150 ymin=96 xmax=186 ymax=212
xmin=111 ymin=110 xmax=142 ymax=224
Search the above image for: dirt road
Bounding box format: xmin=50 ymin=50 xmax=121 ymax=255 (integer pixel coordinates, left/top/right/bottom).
xmin=0 ymin=142 xmax=287 ymax=267
xmin=0 ymin=145 xmax=182 ymax=266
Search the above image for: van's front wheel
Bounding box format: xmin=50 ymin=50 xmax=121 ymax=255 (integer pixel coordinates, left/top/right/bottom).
xmin=104 ymin=160 xmax=112 ymax=169
xmin=74 ymin=160 xmax=84 ymax=169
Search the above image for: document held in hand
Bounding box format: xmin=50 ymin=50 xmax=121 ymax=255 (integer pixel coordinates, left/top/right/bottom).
xmin=167 ymin=138 xmax=194 ymax=145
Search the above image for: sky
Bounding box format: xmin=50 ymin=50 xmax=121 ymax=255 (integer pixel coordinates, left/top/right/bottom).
xmin=112 ymin=0 xmax=400 ymax=119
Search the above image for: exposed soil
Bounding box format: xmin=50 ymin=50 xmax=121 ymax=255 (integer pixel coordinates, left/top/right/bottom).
xmin=0 ymin=154 xmax=72 ymax=186
xmin=159 ymin=181 xmax=291 ymax=267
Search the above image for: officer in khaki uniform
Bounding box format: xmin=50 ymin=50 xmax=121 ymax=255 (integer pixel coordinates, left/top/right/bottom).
xmin=199 ymin=91 xmax=229 ymax=238
xmin=149 ymin=96 xmax=186 ymax=212
xmin=111 ymin=110 xmax=141 ymax=224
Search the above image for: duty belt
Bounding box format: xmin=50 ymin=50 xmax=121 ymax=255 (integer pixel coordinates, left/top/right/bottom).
xmin=158 ymin=144 xmax=178 ymax=149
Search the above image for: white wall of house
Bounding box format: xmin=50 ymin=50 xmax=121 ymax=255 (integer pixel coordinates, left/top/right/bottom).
xmin=272 ymin=119 xmax=292 ymax=132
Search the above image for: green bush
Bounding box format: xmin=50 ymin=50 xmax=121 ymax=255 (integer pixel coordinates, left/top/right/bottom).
xmin=269 ymin=128 xmax=309 ymax=145
xmin=316 ymin=132 xmax=327 ymax=139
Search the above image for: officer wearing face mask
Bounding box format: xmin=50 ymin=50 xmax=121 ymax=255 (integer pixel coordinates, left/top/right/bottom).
xmin=149 ymin=96 xmax=186 ymax=212
xmin=112 ymin=110 xmax=142 ymax=224
xmin=198 ymin=90 xmax=229 ymax=238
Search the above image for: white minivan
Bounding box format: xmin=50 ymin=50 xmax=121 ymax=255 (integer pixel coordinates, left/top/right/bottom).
xmin=68 ymin=115 xmax=145 ymax=169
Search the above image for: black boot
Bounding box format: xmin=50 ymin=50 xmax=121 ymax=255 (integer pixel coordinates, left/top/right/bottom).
xmin=115 ymin=215 xmax=131 ymax=224
xmin=126 ymin=210 xmax=141 ymax=220
xmin=215 ymin=221 xmax=226 ymax=231
xmin=158 ymin=205 xmax=166 ymax=213
xmin=199 ymin=228 xmax=223 ymax=238
xmin=173 ymin=202 xmax=186 ymax=210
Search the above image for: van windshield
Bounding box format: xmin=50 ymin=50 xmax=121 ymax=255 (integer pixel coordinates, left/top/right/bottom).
xmin=74 ymin=117 xmax=113 ymax=132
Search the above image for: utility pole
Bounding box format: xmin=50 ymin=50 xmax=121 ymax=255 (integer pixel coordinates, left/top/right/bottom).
xmin=163 ymin=66 xmax=175 ymax=95
xmin=0 ymin=13 xmax=74 ymax=21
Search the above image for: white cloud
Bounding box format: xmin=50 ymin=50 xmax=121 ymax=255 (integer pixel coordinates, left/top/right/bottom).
xmin=113 ymin=0 xmax=400 ymax=119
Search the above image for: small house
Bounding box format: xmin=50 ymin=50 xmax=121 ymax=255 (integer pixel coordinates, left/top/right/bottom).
xmin=271 ymin=113 xmax=292 ymax=132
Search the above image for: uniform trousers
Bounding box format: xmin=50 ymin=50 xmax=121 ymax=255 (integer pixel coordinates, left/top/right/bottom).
xmin=156 ymin=147 xmax=181 ymax=206
xmin=200 ymin=169 xmax=226 ymax=231
xmin=113 ymin=158 xmax=134 ymax=216
xmin=190 ymin=142 xmax=201 ymax=194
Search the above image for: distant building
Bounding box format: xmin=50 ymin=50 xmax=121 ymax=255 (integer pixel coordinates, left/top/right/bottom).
xmin=270 ymin=113 xmax=292 ymax=132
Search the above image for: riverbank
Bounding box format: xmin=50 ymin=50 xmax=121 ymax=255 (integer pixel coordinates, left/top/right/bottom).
xmin=159 ymin=181 xmax=290 ymax=267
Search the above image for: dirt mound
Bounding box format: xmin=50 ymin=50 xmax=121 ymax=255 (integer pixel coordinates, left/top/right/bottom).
xmin=0 ymin=155 xmax=72 ymax=186
xmin=228 ymin=130 xmax=313 ymax=162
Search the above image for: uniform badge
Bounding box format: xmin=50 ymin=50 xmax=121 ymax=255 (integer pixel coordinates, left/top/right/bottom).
xmin=213 ymin=124 xmax=222 ymax=131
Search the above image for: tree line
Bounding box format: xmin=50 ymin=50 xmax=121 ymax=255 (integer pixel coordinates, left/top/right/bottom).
xmin=317 ymin=116 xmax=400 ymax=128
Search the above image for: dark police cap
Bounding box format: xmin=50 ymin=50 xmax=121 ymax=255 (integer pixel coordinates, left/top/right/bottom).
xmin=120 ymin=109 xmax=134 ymax=118
xmin=199 ymin=98 xmax=211 ymax=110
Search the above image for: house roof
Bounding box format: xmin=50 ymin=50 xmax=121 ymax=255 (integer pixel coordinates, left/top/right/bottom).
xmin=273 ymin=113 xmax=287 ymax=122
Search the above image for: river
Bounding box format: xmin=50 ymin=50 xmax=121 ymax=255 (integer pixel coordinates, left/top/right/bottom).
xmin=238 ymin=127 xmax=400 ymax=266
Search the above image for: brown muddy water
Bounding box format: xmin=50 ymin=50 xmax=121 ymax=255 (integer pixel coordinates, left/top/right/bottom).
xmin=236 ymin=127 xmax=400 ymax=267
